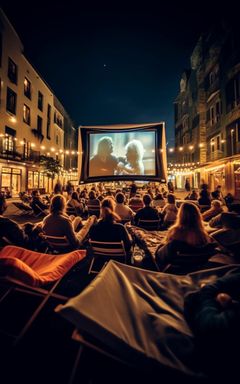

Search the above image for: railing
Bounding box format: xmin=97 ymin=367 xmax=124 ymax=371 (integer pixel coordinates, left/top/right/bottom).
xmin=0 ymin=147 xmax=40 ymax=163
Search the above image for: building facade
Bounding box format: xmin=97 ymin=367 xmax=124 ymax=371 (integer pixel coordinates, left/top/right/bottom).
xmin=174 ymin=22 xmax=240 ymax=197
xmin=0 ymin=9 xmax=77 ymax=195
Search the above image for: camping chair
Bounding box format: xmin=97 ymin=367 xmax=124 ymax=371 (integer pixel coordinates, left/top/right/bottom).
xmin=10 ymin=202 xmax=34 ymax=216
xmin=0 ymin=245 xmax=86 ymax=346
xmin=138 ymin=219 xmax=161 ymax=231
xmin=88 ymin=239 xmax=127 ymax=273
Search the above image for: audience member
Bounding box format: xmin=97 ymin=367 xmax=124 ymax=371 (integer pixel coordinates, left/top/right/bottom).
xmin=67 ymin=191 xmax=84 ymax=216
xmin=202 ymin=200 xmax=223 ymax=222
xmin=31 ymin=190 xmax=49 ymax=216
xmin=0 ymin=195 xmax=27 ymax=247
xmin=89 ymin=197 xmax=133 ymax=262
xmin=155 ymin=202 xmax=214 ymax=269
xmin=134 ymin=194 xmax=159 ymax=225
xmin=152 ymin=192 xmax=165 ymax=209
xmin=161 ymin=193 xmax=178 ymax=228
xmin=114 ymin=192 xmax=134 ymax=221
xmin=185 ymin=189 xmax=198 ymax=201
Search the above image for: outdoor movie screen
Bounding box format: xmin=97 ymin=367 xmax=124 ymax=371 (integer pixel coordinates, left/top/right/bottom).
xmin=89 ymin=130 xmax=156 ymax=177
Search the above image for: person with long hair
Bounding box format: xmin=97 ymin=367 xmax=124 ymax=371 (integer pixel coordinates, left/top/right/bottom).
xmin=89 ymin=197 xmax=133 ymax=260
xmin=42 ymin=194 xmax=95 ymax=250
xmin=155 ymin=202 xmax=214 ymax=269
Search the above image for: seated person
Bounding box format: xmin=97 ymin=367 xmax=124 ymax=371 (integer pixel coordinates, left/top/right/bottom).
xmin=0 ymin=195 xmax=27 ymax=247
xmin=42 ymin=194 xmax=95 ymax=250
xmin=202 ymin=200 xmax=223 ymax=222
xmin=211 ymin=212 xmax=240 ymax=248
xmin=67 ymin=191 xmax=84 ymax=215
xmin=134 ymin=194 xmax=159 ymax=226
xmin=185 ymin=189 xmax=198 ymax=201
xmin=198 ymin=189 xmax=211 ymax=206
xmin=114 ymin=192 xmax=134 ymax=222
xmin=161 ymin=193 xmax=178 ymax=228
xmin=31 ymin=190 xmax=49 ymax=215
xmin=155 ymin=202 xmax=213 ymax=269
xmin=89 ymin=197 xmax=133 ymax=263
xmin=87 ymin=190 xmax=101 ymax=217
xmin=184 ymin=272 xmax=240 ymax=379
xmin=128 ymin=193 xmax=144 ymax=213
xmin=152 ymin=192 xmax=165 ymax=209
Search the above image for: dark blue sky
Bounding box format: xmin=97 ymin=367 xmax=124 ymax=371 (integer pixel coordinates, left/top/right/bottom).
xmin=1 ymin=1 xmax=233 ymax=145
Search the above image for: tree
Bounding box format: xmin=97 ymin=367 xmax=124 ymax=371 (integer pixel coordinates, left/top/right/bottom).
xmin=40 ymin=155 xmax=62 ymax=180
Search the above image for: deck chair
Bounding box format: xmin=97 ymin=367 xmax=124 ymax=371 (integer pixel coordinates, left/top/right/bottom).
xmin=87 ymin=204 xmax=100 ymax=218
xmin=88 ymin=239 xmax=127 ymax=273
xmin=56 ymin=261 xmax=240 ymax=382
xmin=138 ymin=219 xmax=161 ymax=231
xmin=0 ymin=245 xmax=86 ymax=346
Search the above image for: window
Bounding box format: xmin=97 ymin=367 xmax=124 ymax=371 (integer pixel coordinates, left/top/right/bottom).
xmin=37 ymin=115 xmax=42 ymax=133
xmin=23 ymin=104 xmax=31 ymax=125
xmin=4 ymin=126 xmax=16 ymax=152
xmin=216 ymin=101 xmax=221 ymax=122
xmin=47 ymin=104 xmax=51 ymax=139
xmin=210 ymin=106 xmax=215 ymax=125
xmin=24 ymin=78 xmax=31 ymax=99
xmin=225 ymin=73 xmax=240 ymax=112
xmin=8 ymin=58 xmax=18 ymax=84
xmin=6 ymin=87 xmax=17 ymax=114
xmin=216 ymin=136 xmax=220 ymax=150
xmin=38 ymin=91 xmax=43 ymax=111
xmin=0 ymin=77 xmax=2 ymax=105
xmin=56 ymin=134 xmax=59 ymax=145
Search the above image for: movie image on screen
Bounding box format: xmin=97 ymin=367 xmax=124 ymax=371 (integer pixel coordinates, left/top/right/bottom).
xmin=89 ymin=131 xmax=156 ymax=177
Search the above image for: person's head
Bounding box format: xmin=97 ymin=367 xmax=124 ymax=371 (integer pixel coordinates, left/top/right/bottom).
xmin=50 ymin=194 xmax=66 ymax=214
xmin=89 ymin=190 xmax=96 ymax=200
xmin=71 ymin=191 xmax=79 ymax=201
xmin=100 ymin=197 xmax=120 ymax=222
xmin=116 ymin=192 xmax=125 ymax=204
xmin=155 ymin=193 xmax=164 ymax=200
xmin=0 ymin=194 xmax=7 ymax=215
xmin=32 ymin=190 xmax=40 ymax=198
xmin=221 ymin=212 xmax=240 ymax=229
xmin=97 ymin=136 xmax=113 ymax=157
xmin=125 ymin=140 xmax=144 ymax=164
xmin=143 ymin=194 xmax=152 ymax=206
xmin=167 ymin=193 xmax=176 ymax=204
xmin=175 ymin=202 xmax=204 ymax=231
xmin=211 ymin=200 xmax=222 ymax=209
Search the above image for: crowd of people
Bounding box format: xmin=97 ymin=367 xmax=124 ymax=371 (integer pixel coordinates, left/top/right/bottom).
xmin=1 ymin=181 xmax=240 ymax=263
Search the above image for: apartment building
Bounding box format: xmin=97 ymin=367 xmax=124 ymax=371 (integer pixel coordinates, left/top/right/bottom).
xmin=174 ymin=22 xmax=240 ymax=197
xmin=0 ymin=9 xmax=77 ymax=195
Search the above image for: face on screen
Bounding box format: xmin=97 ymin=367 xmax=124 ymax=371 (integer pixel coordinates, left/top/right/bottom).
xmin=89 ymin=131 xmax=156 ymax=177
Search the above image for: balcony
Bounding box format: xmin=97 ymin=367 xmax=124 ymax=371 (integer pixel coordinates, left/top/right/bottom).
xmin=0 ymin=146 xmax=40 ymax=163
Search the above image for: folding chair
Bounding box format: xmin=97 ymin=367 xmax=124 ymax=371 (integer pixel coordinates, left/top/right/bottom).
xmin=66 ymin=205 xmax=78 ymax=217
xmin=138 ymin=219 xmax=161 ymax=231
xmin=87 ymin=204 xmax=100 ymax=218
xmin=0 ymin=245 xmax=86 ymax=346
xmin=41 ymin=234 xmax=72 ymax=253
xmin=88 ymin=239 xmax=127 ymax=273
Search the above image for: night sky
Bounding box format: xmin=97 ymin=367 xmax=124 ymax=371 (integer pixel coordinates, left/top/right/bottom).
xmin=0 ymin=1 xmax=235 ymax=145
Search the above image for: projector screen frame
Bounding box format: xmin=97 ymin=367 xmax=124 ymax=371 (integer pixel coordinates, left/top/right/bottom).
xmin=78 ymin=123 xmax=167 ymax=184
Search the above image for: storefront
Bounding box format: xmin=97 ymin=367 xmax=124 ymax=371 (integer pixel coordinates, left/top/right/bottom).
xmin=27 ymin=169 xmax=52 ymax=194
xmin=0 ymin=166 xmax=22 ymax=196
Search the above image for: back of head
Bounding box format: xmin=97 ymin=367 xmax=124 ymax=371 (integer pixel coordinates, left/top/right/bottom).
xmin=116 ymin=192 xmax=125 ymax=204
xmin=32 ymin=189 xmax=39 ymax=198
xmin=50 ymin=194 xmax=66 ymax=214
xmin=178 ymin=202 xmax=202 ymax=229
xmin=143 ymin=194 xmax=151 ymax=206
xmin=211 ymin=200 xmax=222 ymax=208
xmin=71 ymin=191 xmax=78 ymax=201
xmin=101 ymin=197 xmax=120 ymax=222
xmin=89 ymin=190 xmax=96 ymax=200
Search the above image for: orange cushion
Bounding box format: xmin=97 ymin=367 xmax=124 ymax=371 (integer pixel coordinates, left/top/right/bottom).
xmin=0 ymin=245 xmax=86 ymax=287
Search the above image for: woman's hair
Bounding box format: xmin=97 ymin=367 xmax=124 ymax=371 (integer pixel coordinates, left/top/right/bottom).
xmin=125 ymin=140 xmax=144 ymax=162
xmin=166 ymin=202 xmax=209 ymax=244
xmin=155 ymin=193 xmax=164 ymax=200
xmin=71 ymin=191 xmax=79 ymax=201
xmin=50 ymin=194 xmax=66 ymax=214
xmin=101 ymin=197 xmax=121 ymax=222
xmin=167 ymin=193 xmax=176 ymax=204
